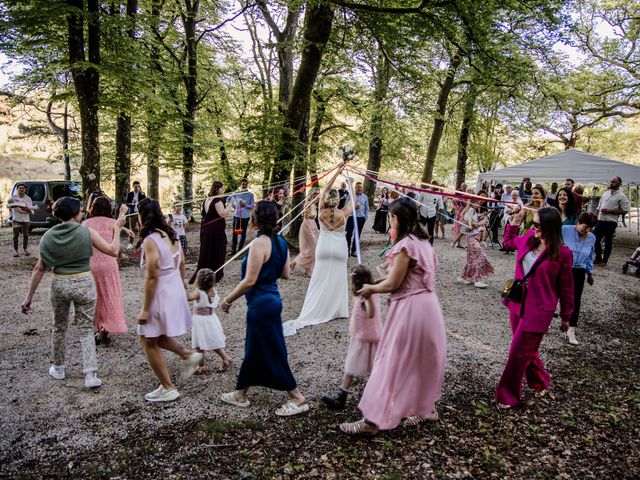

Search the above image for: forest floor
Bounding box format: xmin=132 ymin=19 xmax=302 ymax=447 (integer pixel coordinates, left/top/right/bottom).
xmin=0 ymin=218 xmax=639 ymax=479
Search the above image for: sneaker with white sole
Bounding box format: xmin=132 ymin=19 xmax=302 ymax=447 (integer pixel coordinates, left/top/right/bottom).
xmin=456 ymin=276 xmax=472 ymax=285
xmin=275 ymin=400 xmax=310 ymax=417
xmin=84 ymin=372 xmax=102 ymax=389
xmin=181 ymin=352 xmax=204 ymax=379
xmin=145 ymin=387 xmax=180 ymax=402
xmin=474 ymin=281 xmax=488 ymax=288
xmin=48 ymin=365 xmax=65 ymax=380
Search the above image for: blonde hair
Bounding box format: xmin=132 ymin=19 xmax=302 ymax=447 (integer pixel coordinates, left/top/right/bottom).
xmin=323 ymin=189 xmax=339 ymax=208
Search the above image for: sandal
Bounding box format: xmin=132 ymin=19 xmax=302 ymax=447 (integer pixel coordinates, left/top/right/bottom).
xmin=194 ymin=366 xmax=208 ymax=375
xmin=275 ymin=400 xmax=310 ymax=417
xmin=339 ymin=419 xmax=378 ymax=436
xmin=220 ymin=391 xmax=250 ymax=408
xmin=497 ymin=403 xmax=513 ymax=411
xmin=216 ymin=361 xmax=232 ymax=373
xmin=535 ymin=389 xmax=548 ymax=399
xmin=403 ymin=411 xmax=439 ymax=426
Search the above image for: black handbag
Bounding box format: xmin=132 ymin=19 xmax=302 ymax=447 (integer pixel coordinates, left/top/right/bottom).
xmin=502 ymin=250 xmax=547 ymax=302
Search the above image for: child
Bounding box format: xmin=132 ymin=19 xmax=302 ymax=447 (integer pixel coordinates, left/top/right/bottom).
xmin=321 ymin=264 xmax=382 ymax=410
xmin=187 ymin=269 xmax=232 ymax=373
xmin=169 ymin=204 xmax=189 ymax=252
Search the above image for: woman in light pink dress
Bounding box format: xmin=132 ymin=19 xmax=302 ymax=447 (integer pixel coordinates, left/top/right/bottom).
xmin=83 ymin=197 xmax=129 ymax=343
xmin=340 ymin=197 xmax=447 ymax=435
xmin=290 ymin=189 xmax=320 ymax=276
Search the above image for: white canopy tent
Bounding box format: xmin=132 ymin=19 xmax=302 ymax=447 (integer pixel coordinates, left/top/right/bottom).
xmin=475 ymin=149 xmax=640 ymax=188
xmin=475 ymin=149 xmax=640 ymax=235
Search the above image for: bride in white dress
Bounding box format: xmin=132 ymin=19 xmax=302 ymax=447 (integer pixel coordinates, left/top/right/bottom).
xmin=282 ymin=170 xmax=353 ymax=336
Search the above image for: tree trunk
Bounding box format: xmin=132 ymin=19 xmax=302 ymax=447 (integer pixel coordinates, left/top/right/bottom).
xmin=364 ymin=48 xmax=390 ymax=203
xmin=114 ymin=0 xmax=137 ymax=204
xmin=308 ymin=93 xmax=328 ymax=182
xmin=63 ymin=103 xmax=70 ymax=181
xmin=146 ymin=118 xmax=160 ymax=200
xmin=456 ymin=83 xmax=477 ymax=189
xmin=215 ymin=123 xmax=235 ymax=190
xmin=287 ymin=107 xmax=310 ymax=240
xmin=67 ymin=0 xmax=101 ymax=196
xmin=181 ymin=1 xmax=198 ymax=213
xmin=421 ymin=48 xmax=462 ymax=183
xmin=272 ymin=4 xmax=335 ymax=184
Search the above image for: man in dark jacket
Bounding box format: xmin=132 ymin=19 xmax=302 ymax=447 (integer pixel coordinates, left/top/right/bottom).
xmin=125 ymin=181 xmax=146 ymax=231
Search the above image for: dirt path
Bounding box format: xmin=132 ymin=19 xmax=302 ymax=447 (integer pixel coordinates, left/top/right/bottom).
xmin=0 ymin=219 xmax=638 ymax=478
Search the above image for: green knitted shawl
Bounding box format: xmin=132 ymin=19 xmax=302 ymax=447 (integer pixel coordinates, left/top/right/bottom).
xmin=39 ymin=222 xmax=93 ymax=274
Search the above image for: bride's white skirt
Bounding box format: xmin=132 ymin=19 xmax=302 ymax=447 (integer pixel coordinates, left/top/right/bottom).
xmin=283 ymin=229 xmax=349 ymax=336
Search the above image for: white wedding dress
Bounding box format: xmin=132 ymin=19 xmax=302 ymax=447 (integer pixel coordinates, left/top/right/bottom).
xmin=282 ymin=216 xmax=349 ymax=336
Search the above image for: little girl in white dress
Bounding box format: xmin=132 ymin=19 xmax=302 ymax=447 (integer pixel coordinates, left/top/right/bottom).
xmin=188 ymin=269 xmax=232 ymax=373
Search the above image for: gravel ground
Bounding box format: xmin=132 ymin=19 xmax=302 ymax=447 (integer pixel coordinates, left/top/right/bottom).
xmin=1 ymin=218 xmax=639 ymax=478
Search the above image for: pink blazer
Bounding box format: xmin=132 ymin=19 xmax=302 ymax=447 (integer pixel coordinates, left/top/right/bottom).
xmin=502 ymin=224 xmax=574 ymax=333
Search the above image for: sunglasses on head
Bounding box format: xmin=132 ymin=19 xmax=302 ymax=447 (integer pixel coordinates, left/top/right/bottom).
xmin=532 ymin=221 xmax=541 ymax=229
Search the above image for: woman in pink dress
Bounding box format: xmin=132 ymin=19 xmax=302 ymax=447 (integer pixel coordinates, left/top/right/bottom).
xmin=83 ymin=196 xmax=130 ymax=343
xmin=290 ymin=189 xmax=320 ymax=276
xmin=457 ymin=192 xmax=494 ymax=288
xmin=339 ymin=197 xmax=447 ymax=435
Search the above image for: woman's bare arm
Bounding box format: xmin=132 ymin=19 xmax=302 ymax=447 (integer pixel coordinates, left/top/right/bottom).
xmin=139 ymin=238 xmax=160 ymax=324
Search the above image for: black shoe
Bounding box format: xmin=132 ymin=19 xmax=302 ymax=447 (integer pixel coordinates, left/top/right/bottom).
xmin=321 ymin=389 xmax=349 ymax=410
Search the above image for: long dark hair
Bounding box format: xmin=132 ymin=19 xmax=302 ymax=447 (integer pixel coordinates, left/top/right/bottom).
xmin=208 ymin=181 xmax=223 ymax=197
xmin=388 ymin=197 xmax=429 ymax=243
xmin=556 ymin=187 xmax=577 ymax=219
xmin=252 ymin=200 xmax=278 ymax=237
xmin=526 ymin=207 xmax=562 ymax=261
xmin=138 ymin=198 xmax=178 ymax=243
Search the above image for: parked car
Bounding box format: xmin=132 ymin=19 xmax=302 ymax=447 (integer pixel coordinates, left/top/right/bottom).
xmin=8 ymin=180 xmax=82 ymax=229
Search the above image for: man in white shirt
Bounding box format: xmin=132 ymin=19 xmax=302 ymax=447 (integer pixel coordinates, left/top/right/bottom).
xmin=546 ymin=182 xmax=558 ymax=206
xmin=418 ymin=189 xmax=444 ymax=245
xmin=501 ymin=184 xmax=513 ymax=205
xmin=7 ymin=183 xmax=33 ymax=257
xmin=594 ymin=176 xmax=630 ymax=266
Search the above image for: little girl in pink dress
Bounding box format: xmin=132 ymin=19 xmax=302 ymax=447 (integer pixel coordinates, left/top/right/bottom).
xmin=321 ymin=264 xmax=382 ymax=410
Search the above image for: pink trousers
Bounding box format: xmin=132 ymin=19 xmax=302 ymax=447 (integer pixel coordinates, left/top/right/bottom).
xmin=495 ymin=312 xmax=551 ymax=406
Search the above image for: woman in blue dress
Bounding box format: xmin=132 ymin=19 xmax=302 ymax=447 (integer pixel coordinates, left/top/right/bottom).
xmin=219 ymin=200 xmax=309 ymax=416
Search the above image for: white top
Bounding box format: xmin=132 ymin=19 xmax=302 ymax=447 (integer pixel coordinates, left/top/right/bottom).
xmin=522 ymin=250 xmax=540 ymax=276
xmin=418 ymin=191 xmax=444 ymax=219
xmin=132 ymin=191 xmax=140 ymax=211
xmin=8 ymin=194 xmax=33 ymax=223
xmin=597 ymin=189 xmax=629 ymax=222
xmin=171 ymin=213 xmax=188 ymax=236
xmin=462 ymin=208 xmax=481 ymax=235
xmin=192 ymin=288 xmax=219 ymax=313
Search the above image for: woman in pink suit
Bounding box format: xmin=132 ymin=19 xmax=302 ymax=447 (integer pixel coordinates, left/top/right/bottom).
xmin=339 ymin=197 xmax=447 ymax=435
xmin=496 ymin=206 xmax=574 ymax=409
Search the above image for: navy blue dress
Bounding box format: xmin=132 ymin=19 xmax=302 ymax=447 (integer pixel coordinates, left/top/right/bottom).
xmin=236 ymin=234 xmax=297 ymax=391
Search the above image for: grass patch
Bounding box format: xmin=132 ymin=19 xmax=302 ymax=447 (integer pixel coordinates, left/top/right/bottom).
xmin=199 ymin=418 xmax=262 ymax=443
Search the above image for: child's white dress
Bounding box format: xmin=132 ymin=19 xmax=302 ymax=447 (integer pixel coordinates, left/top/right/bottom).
xmin=191 ymin=289 xmax=226 ymax=350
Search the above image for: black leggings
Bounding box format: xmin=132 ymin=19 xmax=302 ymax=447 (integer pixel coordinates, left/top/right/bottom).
xmin=570 ymin=268 xmax=587 ymax=327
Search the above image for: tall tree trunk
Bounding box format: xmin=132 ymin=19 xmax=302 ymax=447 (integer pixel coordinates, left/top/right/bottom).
xmin=288 ymin=107 xmax=310 ymax=240
xmin=114 ymin=0 xmax=137 ymax=204
xmin=421 ymin=48 xmax=462 ymax=183
xmin=115 ymin=112 xmax=132 ymax=202
xmin=364 ymin=48 xmax=391 ymax=203
xmin=456 ymin=83 xmax=476 ymax=189
xmin=181 ymin=1 xmax=198 ymax=213
xmin=215 ymin=123 xmax=235 ymax=190
xmin=67 ymin=0 xmax=101 ymax=196
xmin=63 ymin=103 xmax=70 ymax=181
xmin=146 ymin=118 xmax=160 ymax=200
xmin=273 ymin=4 xmax=335 ymax=184
xmin=308 ymin=92 xmax=328 ymax=182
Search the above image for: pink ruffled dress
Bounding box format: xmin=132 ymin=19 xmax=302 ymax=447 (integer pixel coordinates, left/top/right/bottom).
xmin=83 ymin=216 xmax=128 ymax=334
xmin=344 ymin=295 xmax=382 ymax=377
xmin=358 ymin=235 xmax=447 ymax=430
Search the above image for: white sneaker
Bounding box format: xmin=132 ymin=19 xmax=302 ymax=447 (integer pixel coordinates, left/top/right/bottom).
xmin=567 ymin=327 xmax=579 ymax=346
xmin=474 ymin=281 xmax=488 ymax=288
xmin=456 ymin=276 xmax=472 ymax=285
xmin=84 ymin=372 xmax=102 ymax=389
xmin=48 ymin=365 xmax=65 ymax=380
xmin=181 ymin=352 xmax=204 ymax=379
xmin=275 ymin=400 xmax=310 ymax=417
xmin=145 ymin=387 xmax=180 ymax=402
